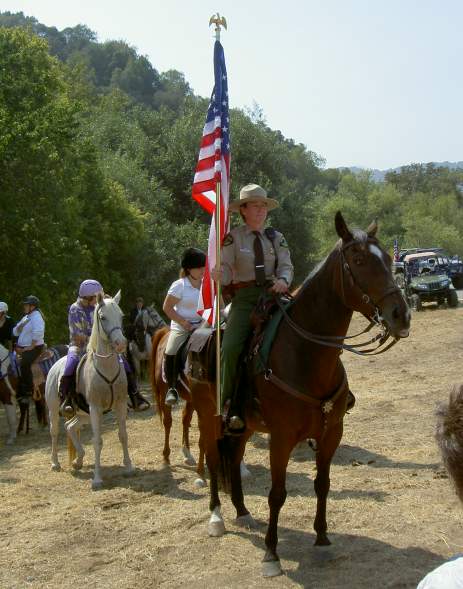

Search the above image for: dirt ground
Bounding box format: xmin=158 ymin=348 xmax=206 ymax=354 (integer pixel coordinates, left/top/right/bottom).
xmin=1 ymin=306 xmax=463 ymax=589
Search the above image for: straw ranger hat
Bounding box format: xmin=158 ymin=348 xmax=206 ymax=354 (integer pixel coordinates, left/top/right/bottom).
xmin=228 ymin=183 xmax=279 ymax=213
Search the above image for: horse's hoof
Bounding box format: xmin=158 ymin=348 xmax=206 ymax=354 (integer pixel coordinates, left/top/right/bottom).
xmin=208 ymin=519 xmax=225 ymax=537
xmin=91 ymin=480 xmax=103 ymax=491
xmin=262 ymin=560 xmax=282 ymax=577
xmin=51 ymin=463 xmax=61 ymax=472
xmin=240 ymin=462 xmax=251 ymax=479
xmin=314 ymin=534 xmax=331 ymax=547
xmin=235 ymin=514 xmax=257 ymax=529
xmin=182 ymin=452 xmax=196 ymax=467
xmin=194 ymin=478 xmax=207 ymax=488
xmin=72 ymin=458 xmax=83 ymax=471
xmin=123 ymin=465 xmax=136 ymax=477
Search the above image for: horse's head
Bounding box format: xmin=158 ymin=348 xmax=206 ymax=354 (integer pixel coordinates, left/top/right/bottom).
xmin=335 ymin=211 xmax=410 ymax=339
xmin=95 ymin=291 xmax=127 ymax=353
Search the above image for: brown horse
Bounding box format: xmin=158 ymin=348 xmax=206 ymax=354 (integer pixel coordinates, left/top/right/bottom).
xmin=150 ymin=326 xmax=206 ymax=484
xmin=188 ymin=212 xmax=411 ymax=577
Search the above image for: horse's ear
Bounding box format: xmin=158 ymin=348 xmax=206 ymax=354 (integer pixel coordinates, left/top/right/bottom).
xmin=113 ymin=290 xmax=121 ymax=305
xmin=367 ymin=218 xmax=378 ymax=238
xmin=335 ymin=211 xmax=353 ymax=242
xmin=97 ymin=292 xmax=104 ymax=305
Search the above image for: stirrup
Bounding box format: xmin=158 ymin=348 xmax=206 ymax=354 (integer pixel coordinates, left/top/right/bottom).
xmin=228 ymin=415 xmax=245 ymax=430
xmin=165 ymin=387 xmax=179 ymax=407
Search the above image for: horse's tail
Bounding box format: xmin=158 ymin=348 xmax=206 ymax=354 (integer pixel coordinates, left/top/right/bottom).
xmin=150 ymin=326 xmax=169 ymax=423
xmin=217 ymin=436 xmax=241 ymax=494
xmin=67 ymin=432 xmax=77 ymax=466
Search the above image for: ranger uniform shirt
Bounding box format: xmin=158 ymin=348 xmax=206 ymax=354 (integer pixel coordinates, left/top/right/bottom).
xmin=221 ymin=224 xmax=294 ymax=286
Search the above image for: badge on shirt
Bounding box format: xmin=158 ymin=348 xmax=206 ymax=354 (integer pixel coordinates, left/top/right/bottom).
xmin=223 ymin=233 xmax=234 ymax=246
xmin=279 ymin=236 xmax=289 ymax=248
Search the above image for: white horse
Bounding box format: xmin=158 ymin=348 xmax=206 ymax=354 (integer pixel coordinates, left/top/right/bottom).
xmin=45 ymin=291 xmax=135 ymax=489
xmin=129 ymin=306 xmax=165 ymax=380
xmin=0 ymin=343 xmax=17 ymax=445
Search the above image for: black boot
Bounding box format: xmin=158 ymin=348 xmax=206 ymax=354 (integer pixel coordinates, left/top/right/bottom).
xmin=59 ymin=374 xmax=75 ymax=418
xmin=127 ymin=372 xmax=150 ymax=411
xmin=164 ymin=354 xmax=179 ymax=406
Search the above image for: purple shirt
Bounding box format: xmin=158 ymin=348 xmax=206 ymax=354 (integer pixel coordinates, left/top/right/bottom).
xmin=68 ymin=300 xmax=95 ymax=351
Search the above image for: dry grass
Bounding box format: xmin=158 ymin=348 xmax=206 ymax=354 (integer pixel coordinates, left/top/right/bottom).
xmin=1 ymin=307 xmax=463 ymax=588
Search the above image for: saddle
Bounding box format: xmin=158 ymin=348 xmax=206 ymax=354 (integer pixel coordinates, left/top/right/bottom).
xmin=15 ymin=345 xmax=60 ymax=400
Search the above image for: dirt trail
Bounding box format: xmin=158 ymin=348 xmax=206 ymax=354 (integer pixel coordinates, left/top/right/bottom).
xmin=1 ymin=307 xmax=462 ymax=588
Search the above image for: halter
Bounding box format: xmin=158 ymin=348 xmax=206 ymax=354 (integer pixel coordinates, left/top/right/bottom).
xmin=277 ymin=238 xmax=401 ymax=357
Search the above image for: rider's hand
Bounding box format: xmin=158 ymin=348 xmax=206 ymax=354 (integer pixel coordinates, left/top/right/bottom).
xmin=181 ymin=319 xmax=194 ymax=332
xmin=211 ymin=266 xmax=223 ymax=282
xmin=270 ymin=279 xmax=289 ymax=294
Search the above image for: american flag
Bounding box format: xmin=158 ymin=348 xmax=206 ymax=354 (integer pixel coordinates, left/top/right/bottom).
xmin=393 ymin=238 xmax=400 ymax=262
xmin=192 ymin=40 xmax=230 ymax=324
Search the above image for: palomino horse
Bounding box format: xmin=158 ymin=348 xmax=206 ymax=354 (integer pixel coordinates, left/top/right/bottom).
xmin=0 ymin=343 xmax=67 ymax=442
xmin=129 ymin=306 xmax=165 ymax=381
xmin=189 ymin=212 xmax=411 ymax=577
xmin=45 ymin=291 xmax=135 ymax=489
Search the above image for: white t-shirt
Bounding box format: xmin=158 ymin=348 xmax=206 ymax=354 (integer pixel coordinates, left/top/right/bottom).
xmin=417 ymin=556 xmax=463 ymax=588
xmin=167 ymin=277 xmax=202 ymax=332
xmin=13 ymin=310 xmax=45 ymax=347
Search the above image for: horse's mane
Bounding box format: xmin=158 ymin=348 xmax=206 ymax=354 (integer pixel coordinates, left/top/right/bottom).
xmin=291 ymin=230 xmax=372 ymax=299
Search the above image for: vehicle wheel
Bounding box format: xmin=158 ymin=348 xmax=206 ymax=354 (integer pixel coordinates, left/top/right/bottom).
xmin=410 ymin=294 xmax=422 ymax=311
xmin=452 ymin=276 xmax=463 ymax=289
xmin=447 ymin=289 xmax=459 ymax=308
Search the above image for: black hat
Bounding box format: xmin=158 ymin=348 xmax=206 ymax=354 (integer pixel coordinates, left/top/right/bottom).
xmin=23 ymin=295 xmax=40 ymax=307
xmin=181 ymin=248 xmax=206 ymax=270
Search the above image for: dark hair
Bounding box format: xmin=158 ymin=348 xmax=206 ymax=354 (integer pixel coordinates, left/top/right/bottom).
xmin=436 ymin=383 xmax=463 ymax=501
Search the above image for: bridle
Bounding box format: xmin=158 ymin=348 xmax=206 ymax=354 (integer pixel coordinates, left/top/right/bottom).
xmin=276 ymin=238 xmax=402 ymax=357
xmin=94 ymin=303 xmax=125 ymax=357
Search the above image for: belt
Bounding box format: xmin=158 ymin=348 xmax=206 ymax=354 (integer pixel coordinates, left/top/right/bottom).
xmin=232 ymin=280 xmax=274 ymax=290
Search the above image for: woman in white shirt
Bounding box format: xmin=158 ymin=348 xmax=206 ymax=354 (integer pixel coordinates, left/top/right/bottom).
xmin=13 ymin=295 xmax=45 ymax=406
xmin=163 ymin=248 xmax=206 ymax=406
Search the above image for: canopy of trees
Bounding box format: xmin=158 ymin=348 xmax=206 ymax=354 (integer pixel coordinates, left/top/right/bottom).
xmin=1 ymin=12 xmax=462 ymax=341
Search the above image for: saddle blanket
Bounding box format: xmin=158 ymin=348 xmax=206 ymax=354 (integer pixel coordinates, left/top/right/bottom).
xmin=10 ymin=347 xmax=63 ymax=378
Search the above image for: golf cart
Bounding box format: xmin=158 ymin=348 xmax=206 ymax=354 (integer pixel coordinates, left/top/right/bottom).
xmin=398 ymin=251 xmax=458 ymax=311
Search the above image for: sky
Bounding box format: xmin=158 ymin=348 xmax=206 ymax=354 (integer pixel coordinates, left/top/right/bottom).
xmin=2 ymin=0 xmax=462 ymax=169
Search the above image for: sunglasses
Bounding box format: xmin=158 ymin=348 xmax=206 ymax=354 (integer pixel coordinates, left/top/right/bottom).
xmin=82 ymin=296 xmax=97 ymax=302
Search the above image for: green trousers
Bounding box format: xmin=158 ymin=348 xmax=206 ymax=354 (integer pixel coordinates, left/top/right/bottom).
xmin=220 ymin=285 xmax=265 ymax=408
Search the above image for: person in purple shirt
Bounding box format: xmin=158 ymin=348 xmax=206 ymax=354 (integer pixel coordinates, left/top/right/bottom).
xmin=59 ymin=279 xmax=149 ymax=417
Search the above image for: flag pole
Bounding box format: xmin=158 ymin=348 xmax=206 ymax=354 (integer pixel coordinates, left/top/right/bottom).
xmin=209 ymin=13 xmax=227 ymax=422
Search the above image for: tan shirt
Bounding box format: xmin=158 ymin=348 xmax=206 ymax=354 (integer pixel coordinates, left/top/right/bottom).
xmin=221 ymin=224 xmax=294 ymax=286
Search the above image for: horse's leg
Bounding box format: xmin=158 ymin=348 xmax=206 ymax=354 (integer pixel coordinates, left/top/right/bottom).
xmin=194 ymin=427 xmax=207 ymax=488
xmin=181 ymin=400 xmax=196 ymax=466
xmin=5 ymin=402 xmax=17 ymax=445
xmin=161 ymin=403 xmax=173 ymax=465
xmin=49 ymin=402 xmax=61 ymax=471
xmin=263 ymin=434 xmax=295 ymax=577
xmin=229 ymin=433 xmax=256 ymax=527
xmin=67 ymin=415 xmax=86 ymax=470
xmin=89 ymin=404 xmax=104 ymax=489
xmin=26 ymin=402 xmax=30 ymax=434
xmin=115 ymin=400 xmax=135 ymax=474
xmin=313 ymin=422 xmax=343 ymax=546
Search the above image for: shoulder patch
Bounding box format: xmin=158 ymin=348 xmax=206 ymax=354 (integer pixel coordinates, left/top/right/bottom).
xmin=279 ymin=236 xmax=289 ymax=248
xmin=223 ymin=233 xmax=234 ymax=246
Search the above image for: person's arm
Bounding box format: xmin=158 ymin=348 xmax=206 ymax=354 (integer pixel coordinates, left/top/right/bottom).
xmin=68 ymin=307 xmax=87 ymax=346
xmin=163 ymin=295 xmax=195 ymax=331
xmin=12 ymin=316 xmax=29 ymax=337
xmin=211 ymin=232 xmax=235 ymax=284
xmin=271 ymin=232 xmax=294 ymax=293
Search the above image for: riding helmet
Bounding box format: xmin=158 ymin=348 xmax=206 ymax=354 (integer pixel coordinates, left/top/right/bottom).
xmin=181 ymin=248 xmax=206 ymax=271
xmin=0 ymin=301 xmax=8 ymax=313
xmin=79 ymin=279 xmax=103 ymax=297
xmin=23 ymin=295 xmax=40 ymax=307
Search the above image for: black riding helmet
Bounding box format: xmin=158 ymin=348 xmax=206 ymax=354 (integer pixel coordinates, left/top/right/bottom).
xmin=23 ymin=295 xmax=40 ymax=307
xmin=181 ymin=248 xmax=206 ymax=271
